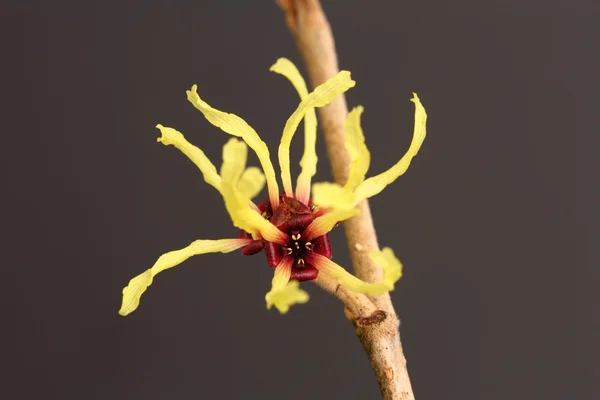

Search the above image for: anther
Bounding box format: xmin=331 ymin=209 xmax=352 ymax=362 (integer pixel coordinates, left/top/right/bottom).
xmin=286 ymin=247 xmax=293 ymax=255
xmin=298 ymin=258 xmax=305 ymax=265
xmin=291 ymin=233 xmax=301 ymax=241
xmin=305 ymin=242 xmax=312 ymax=250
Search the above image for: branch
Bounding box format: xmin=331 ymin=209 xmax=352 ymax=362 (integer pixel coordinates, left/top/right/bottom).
xmin=276 ymin=1 xmax=415 ymax=399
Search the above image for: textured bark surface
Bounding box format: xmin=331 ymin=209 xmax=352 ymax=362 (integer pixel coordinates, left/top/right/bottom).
xmin=277 ymin=1 xmax=415 ymax=398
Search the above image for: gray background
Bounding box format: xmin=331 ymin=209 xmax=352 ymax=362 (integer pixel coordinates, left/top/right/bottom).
xmin=2 ymin=1 xmax=597 ymax=399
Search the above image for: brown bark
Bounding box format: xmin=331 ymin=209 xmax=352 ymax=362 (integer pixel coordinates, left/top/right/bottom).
xmin=276 ymin=1 xmax=416 ymax=399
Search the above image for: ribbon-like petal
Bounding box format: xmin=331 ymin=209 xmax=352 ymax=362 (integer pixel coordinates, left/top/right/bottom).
xmin=307 ymin=247 xmax=402 ymax=296
xmin=187 ymin=85 xmax=280 ymax=209
xmin=156 ymin=124 xmax=222 ymax=192
xmin=265 ymin=256 xmax=309 ymax=313
xmin=311 ymin=93 xmax=427 ymax=210
xmin=344 ymin=106 xmax=370 ymax=192
xmin=220 ymin=139 xmax=288 ymax=245
xmin=119 ymin=238 xmax=253 ymax=316
xmin=354 ymin=93 xmax=427 ymax=202
xmin=237 ymin=167 xmax=266 ymax=200
xmin=270 ymin=58 xmax=317 ymax=203
xmin=303 ymin=208 xmax=360 ymax=241
xmin=276 ymin=69 xmax=356 ymax=197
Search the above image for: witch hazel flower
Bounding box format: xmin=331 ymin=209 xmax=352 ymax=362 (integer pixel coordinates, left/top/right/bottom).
xmin=119 ymin=58 xmax=427 ymax=316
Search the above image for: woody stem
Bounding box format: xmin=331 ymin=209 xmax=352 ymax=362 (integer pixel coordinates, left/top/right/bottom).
xmin=276 ymin=1 xmax=416 ymax=399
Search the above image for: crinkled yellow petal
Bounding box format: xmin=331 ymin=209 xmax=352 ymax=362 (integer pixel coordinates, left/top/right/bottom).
xmin=303 ymin=208 xmax=360 ymax=241
xmin=270 ymin=58 xmax=318 ymax=203
xmin=354 ymin=93 xmax=427 ymax=202
xmin=220 ymin=139 xmax=288 ymax=245
xmin=220 ymin=138 xmax=247 ymax=184
xmin=119 ymin=238 xmax=252 ymax=316
xmin=310 ymin=251 xmax=401 ymax=296
xmin=222 ymin=181 xmax=286 ymax=244
xmin=369 ymin=247 xmax=403 ymax=290
xmin=186 ymin=85 xmax=280 ymax=208
xmin=237 ymin=167 xmax=265 ymax=200
xmin=265 ymin=257 xmax=309 ymax=314
xmin=266 ymin=280 xmax=309 ymax=314
xmin=311 ymin=181 xmax=355 ymax=210
xmin=343 ymin=106 xmax=370 ymax=192
xmin=311 ymin=106 xmax=370 ymax=208
xmin=277 ymin=71 xmax=356 ymax=197
xmin=156 ymin=124 xmax=221 ymax=192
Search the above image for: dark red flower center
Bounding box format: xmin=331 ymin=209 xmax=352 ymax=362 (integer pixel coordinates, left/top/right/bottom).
xmin=239 ymin=195 xmax=332 ymax=281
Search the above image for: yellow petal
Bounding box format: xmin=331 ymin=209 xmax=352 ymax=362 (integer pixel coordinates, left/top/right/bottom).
xmin=369 ymin=247 xmax=403 ymax=290
xmin=222 ymin=182 xmax=287 ymax=244
xmin=343 ymin=106 xmax=371 ymax=192
xmin=303 ymin=208 xmax=360 ymax=241
xmin=311 ymin=181 xmax=355 ymax=210
xmin=266 ymin=280 xmax=309 ymax=314
xmin=270 ymin=58 xmax=318 ymax=203
xmin=265 ymin=256 xmax=309 ymax=314
xmin=156 ymin=124 xmax=221 ymax=193
xmin=187 ymin=85 xmax=280 ymax=209
xmin=309 ymin=107 xmax=369 ymax=210
xmin=237 ymin=167 xmax=265 ymax=200
xmin=354 ymin=93 xmax=427 ymax=202
xmin=277 ymin=71 xmax=356 ymax=197
xmin=220 ymin=138 xmax=247 ymax=184
xmin=119 ymin=238 xmax=252 ymax=316
xmin=309 ymin=251 xmax=402 ymax=296
xmin=221 ymin=139 xmax=288 ymax=245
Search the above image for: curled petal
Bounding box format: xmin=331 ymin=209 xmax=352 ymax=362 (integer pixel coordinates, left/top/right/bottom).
xmin=311 ymin=94 xmax=427 ymax=210
xmin=221 ymin=139 xmax=288 ymax=245
xmin=344 ymin=106 xmax=370 ymax=192
xmin=265 ymin=256 xmax=309 ymax=313
xmin=277 ymin=70 xmax=356 ymax=197
xmin=311 ymin=181 xmax=354 ymax=210
xmin=303 ymin=208 xmax=360 ymax=241
xmin=266 ymin=281 xmax=309 ymax=314
xmin=270 ymin=58 xmax=317 ymax=203
xmin=307 ymin=250 xmax=402 ymax=296
xmin=187 ymin=85 xmax=280 ymax=209
xmin=354 ymin=93 xmax=427 ymax=202
xmin=221 ymin=138 xmax=247 ymax=183
xmin=309 ymin=105 xmax=369 ymax=209
xmin=369 ymin=247 xmax=403 ymax=290
xmin=156 ymin=124 xmax=221 ymax=192
xmin=310 ymin=106 xmax=368 ymax=210
xmin=119 ymin=238 xmax=253 ymax=316
xmin=237 ymin=167 xmax=266 ymax=200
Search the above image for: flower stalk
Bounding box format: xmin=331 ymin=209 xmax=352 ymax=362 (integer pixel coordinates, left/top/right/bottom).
xmin=277 ymin=1 xmax=417 ymax=398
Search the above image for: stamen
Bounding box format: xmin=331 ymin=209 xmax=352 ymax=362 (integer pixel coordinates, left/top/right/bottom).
xmin=305 ymin=242 xmax=312 ymax=250
xmin=298 ymin=258 xmax=305 ymax=265
xmin=291 ymin=233 xmax=301 ymax=241
xmin=286 ymin=247 xmax=293 ymax=255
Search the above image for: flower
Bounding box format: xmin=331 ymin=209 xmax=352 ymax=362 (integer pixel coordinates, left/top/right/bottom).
xmin=118 ymin=58 xmax=427 ymax=316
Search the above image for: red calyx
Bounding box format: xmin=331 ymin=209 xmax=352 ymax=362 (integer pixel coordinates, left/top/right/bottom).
xmin=239 ymin=194 xmax=333 ymax=281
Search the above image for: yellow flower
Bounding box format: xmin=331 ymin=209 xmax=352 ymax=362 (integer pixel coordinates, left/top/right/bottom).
xmin=119 ymin=58 xmax=427 ymax=316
